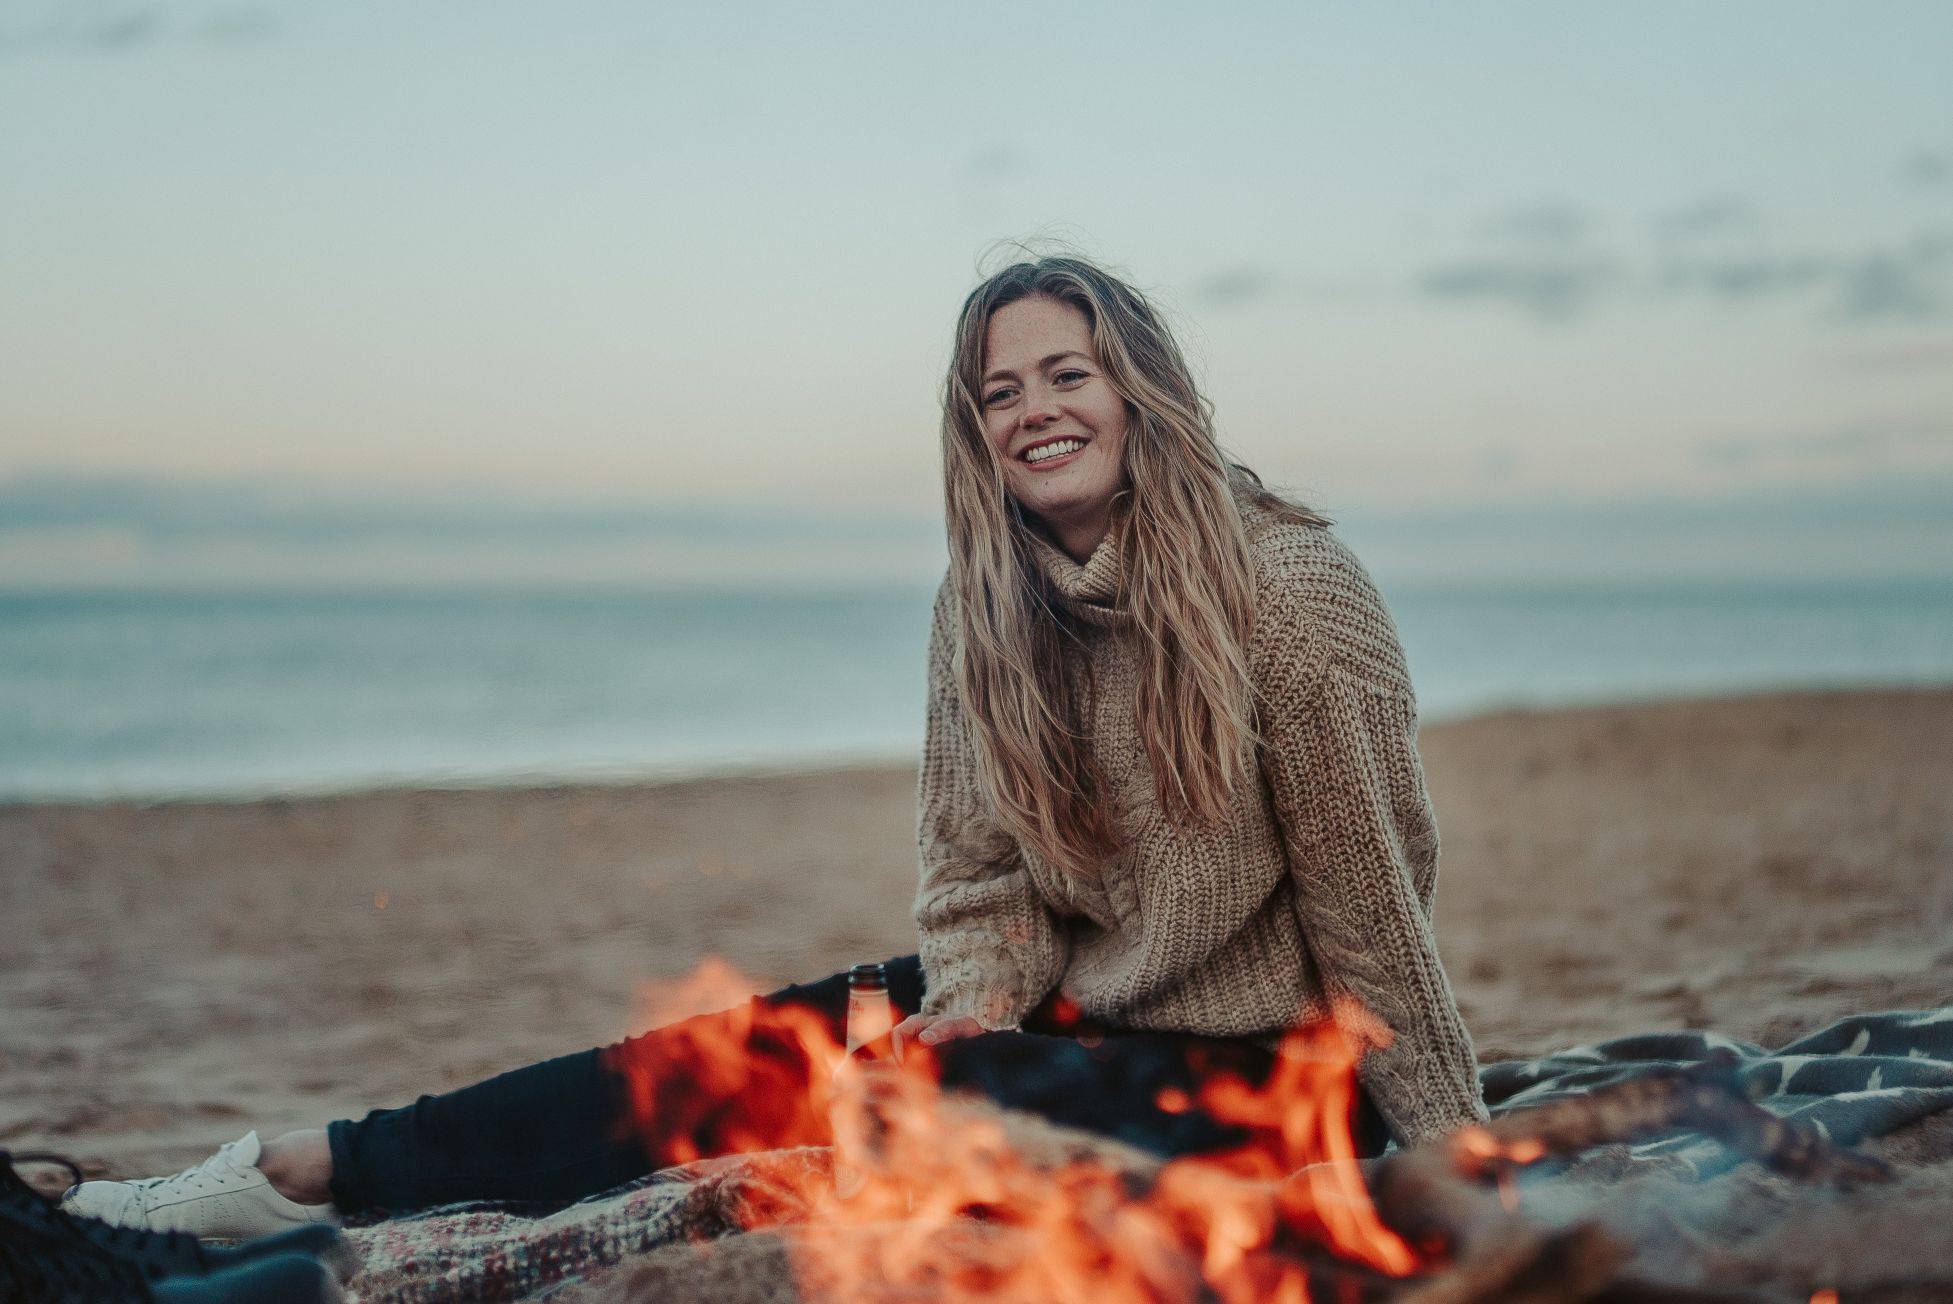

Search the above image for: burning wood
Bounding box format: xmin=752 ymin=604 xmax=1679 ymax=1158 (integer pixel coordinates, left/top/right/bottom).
xmin=614 ymin=963 xmax=1888 ymax=1303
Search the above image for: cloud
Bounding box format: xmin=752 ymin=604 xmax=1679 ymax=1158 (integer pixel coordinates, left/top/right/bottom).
xmin=1209 ymin=203 xmax=1946 ymax=326
xmin=1182 ymin=263 xmax=1385 ymax=311
xmin=0 ymin=3 xmax=278 ymax=54
xmin=1904 ymin=150 xmax=1951 ymax=188
xmin=1414 ymin=252 xmax=1622 ymax=320
xmin=1417 ymin=184 xmax=1952 ymax=324
xmin=1333 ymin=478 xmax=1953 ymax=584
xmin=1188 ymin=266 xmax=1278 ymax=308
xmin=1829 ymin=231 xmax=1953 ymax=320
xmin=1397 ymin=180 xmax=1953 ymax=324
xmin=0 ymin=473 xmax=950 ymax=588
xmin=0 ymin=472 xmax=937 ymax=548
xmin=1476 ymin=200 xmax=1595 ymax=247
xmin=1697 ymin=417 xmax=1953 ymax=469
xmin=1408 ymin=202 xmax=1620 ymax=319
xmin=84 ymin=9 xmax=162 ymax=50
xmin=1652 ymin=229 xmax=1951 ymax=318
xmin=1649 ymin=196 xmax=1761 ymax=242
xmin=1655 ymin=251 xmax=1833 ymax=299
xmin=1819 ymin=341 xmax=1953 ymax=374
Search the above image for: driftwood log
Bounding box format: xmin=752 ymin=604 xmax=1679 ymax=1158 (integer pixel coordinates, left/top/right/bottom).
xmin=1358 ymin=1056 xmax=1891 ymax=1303
xmin=1441 ymin=1054 xmax=1890 ymax=1186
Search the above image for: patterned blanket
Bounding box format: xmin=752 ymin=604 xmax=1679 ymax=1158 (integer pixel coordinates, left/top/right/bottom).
xmin=1479 ymin=1008 xmax=1953 ymax=1178
xmin=341 ymin=1008 xmax=1953 ymax=1302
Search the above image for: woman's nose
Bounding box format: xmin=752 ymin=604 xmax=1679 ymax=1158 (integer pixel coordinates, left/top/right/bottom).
xmin=1021 ymin=384 xmax=1061 ymax=427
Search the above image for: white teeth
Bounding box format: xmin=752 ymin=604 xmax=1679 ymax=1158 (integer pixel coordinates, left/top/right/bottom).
xmin=1024 ymin=438 xmax=1084 ymax=463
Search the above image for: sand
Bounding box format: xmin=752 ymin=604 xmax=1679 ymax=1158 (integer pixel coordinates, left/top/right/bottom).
xmin=4 ymin=687 xmax=1950 ymax=1288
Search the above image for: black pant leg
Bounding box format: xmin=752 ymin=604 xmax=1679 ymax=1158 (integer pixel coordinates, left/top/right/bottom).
xmin=325 ymin=956 xmax=919 ymax=1214
xmin=325 ymin=1043 xmax=640 ymax=1214
xmin=323 ymin=952 xmax=1387 ymax=1214
xmin=934 ymin=1025 xmax=1396 ymax=1160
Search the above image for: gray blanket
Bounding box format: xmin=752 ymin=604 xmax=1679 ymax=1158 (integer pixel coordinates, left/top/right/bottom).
xmin=1480 ymin=1008 xmax=1953 ymax=1177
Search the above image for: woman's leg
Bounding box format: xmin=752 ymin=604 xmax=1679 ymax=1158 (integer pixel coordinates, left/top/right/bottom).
xmin=937 ymin=1011 xmax=1395 ymax=1160
xmin=323 ymin=956 xmax=927 ymax=1214
xmin=321 ymin=953 xmax=1389 ymax=1215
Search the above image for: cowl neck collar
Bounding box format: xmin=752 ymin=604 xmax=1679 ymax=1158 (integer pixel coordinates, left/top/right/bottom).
xmin=1025 ymin=519 xmax=1127 ymax=629
xmin=1024 ymin=476 xmax=1272 ymax=630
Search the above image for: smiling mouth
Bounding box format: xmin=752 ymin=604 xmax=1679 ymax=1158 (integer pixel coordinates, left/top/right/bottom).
xmin=1020 ymin=437 xmax=1088 ymax=465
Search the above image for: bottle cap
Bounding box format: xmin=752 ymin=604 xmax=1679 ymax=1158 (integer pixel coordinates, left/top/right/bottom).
xmin=847 ymin=962 xmax=888 ymax=990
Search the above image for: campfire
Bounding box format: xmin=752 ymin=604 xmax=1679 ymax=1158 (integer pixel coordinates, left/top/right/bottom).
xmin=609 ymin=963 xmax=1887 ymax=1303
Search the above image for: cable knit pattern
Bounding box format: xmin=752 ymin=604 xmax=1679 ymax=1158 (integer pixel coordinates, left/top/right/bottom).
xmin=912 ymin=578 xmax=1073 ymax=1033
xmin=913 ymin=481 xmax=1489 ymax=1144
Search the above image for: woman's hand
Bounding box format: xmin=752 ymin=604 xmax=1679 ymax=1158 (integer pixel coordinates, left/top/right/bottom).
xmin=890 ymin=1013 xmax=991 ymax=1063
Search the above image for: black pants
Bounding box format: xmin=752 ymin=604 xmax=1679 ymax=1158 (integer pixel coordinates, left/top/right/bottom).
xmin=325 ymin=955 xmax=1393 ymax=1214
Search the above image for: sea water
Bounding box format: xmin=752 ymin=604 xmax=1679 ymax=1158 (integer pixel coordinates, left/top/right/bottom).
xmin=2 ymin=579 xmax=1950 ymax=804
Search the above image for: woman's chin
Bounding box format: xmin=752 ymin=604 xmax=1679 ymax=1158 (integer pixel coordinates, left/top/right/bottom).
xmin=1012 ymin=478 xmax=1119 ymax=524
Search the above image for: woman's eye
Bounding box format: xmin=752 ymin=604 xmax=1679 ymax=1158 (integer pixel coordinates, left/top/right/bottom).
xmin=1055 ymin=369 xmax=1087 ymax=384
xmin=983 ymin=388 xmax=1015 ymax=406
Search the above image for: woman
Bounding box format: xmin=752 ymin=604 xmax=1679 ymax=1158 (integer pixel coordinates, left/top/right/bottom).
xmin=63 ymin=254 xmax=1488 ymax=1240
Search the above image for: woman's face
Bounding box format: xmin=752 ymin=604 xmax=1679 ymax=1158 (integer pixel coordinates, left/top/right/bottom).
xmin=979 ymin=295 xmax=1130 ymax=548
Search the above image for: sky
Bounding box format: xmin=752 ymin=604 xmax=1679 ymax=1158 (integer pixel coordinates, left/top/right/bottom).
xmin=1 ymin=1 xmax=1949 ymax=586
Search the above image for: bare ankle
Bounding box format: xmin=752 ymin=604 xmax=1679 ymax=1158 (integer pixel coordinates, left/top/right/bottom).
xmin=257 ymin=1129 xmax=334 ymax=1206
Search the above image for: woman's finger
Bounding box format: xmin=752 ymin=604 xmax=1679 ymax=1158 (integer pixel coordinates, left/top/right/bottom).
xmin=890 ymin=1013 xmax=932 ymax=1063
xmin=918 ymin=1015 xmax=984 ymax=1045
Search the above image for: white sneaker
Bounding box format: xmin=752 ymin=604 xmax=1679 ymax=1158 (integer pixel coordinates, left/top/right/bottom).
xmin=60 ymin=1131 xmax=340 ymax=1242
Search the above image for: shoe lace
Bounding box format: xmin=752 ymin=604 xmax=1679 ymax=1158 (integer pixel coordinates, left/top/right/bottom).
xmin=124 ymin=1137 xmax=258 ymax=1209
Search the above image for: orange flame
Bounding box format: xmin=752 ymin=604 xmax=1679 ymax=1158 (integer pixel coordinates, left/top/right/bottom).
xmin=1445 ymin=1124 xmax=1549 ymax=1216
xmin=605 ymin=960 xmax=846 ymax=1170
xmin=613 ymin=963 xmax=1432 ymax=1301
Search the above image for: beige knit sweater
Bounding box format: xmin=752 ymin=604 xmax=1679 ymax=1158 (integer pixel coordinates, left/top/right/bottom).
xmin=912 ymin=480 xmax=1489 ymax=1146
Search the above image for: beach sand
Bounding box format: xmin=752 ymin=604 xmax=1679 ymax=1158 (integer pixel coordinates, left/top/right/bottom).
xmin=5 ymin=686 xmax=1950 ymax=1290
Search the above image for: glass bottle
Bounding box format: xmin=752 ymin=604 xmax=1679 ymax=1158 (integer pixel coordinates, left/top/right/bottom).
xmin=833 ymin=961 xmax=891 ymax=1199
xmin=844 ymin=962 xmax=892 ymax=1057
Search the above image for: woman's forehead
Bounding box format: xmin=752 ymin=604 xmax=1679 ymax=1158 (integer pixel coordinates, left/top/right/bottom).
xmin=983 ymin=296 xmax=1095 ymax=370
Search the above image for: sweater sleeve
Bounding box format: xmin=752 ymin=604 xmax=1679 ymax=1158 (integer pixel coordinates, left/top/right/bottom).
xmin=912 ymin=579 xmax=1070 ymax=1030
xmin=1253 ymin=535 xmax=1490 ymax=1146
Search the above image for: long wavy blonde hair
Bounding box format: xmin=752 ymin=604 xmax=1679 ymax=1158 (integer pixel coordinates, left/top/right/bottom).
xmin=939 ymin=253 xmax=1328 ymax=880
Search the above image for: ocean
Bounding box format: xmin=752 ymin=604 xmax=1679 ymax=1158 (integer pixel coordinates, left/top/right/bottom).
xmin=3 ymin=579 xmax=1951 ymax=804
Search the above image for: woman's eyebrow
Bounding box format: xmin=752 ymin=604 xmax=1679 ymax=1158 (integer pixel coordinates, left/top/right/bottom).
xmin=982 ymin=351 xmax=1089 ymax=385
